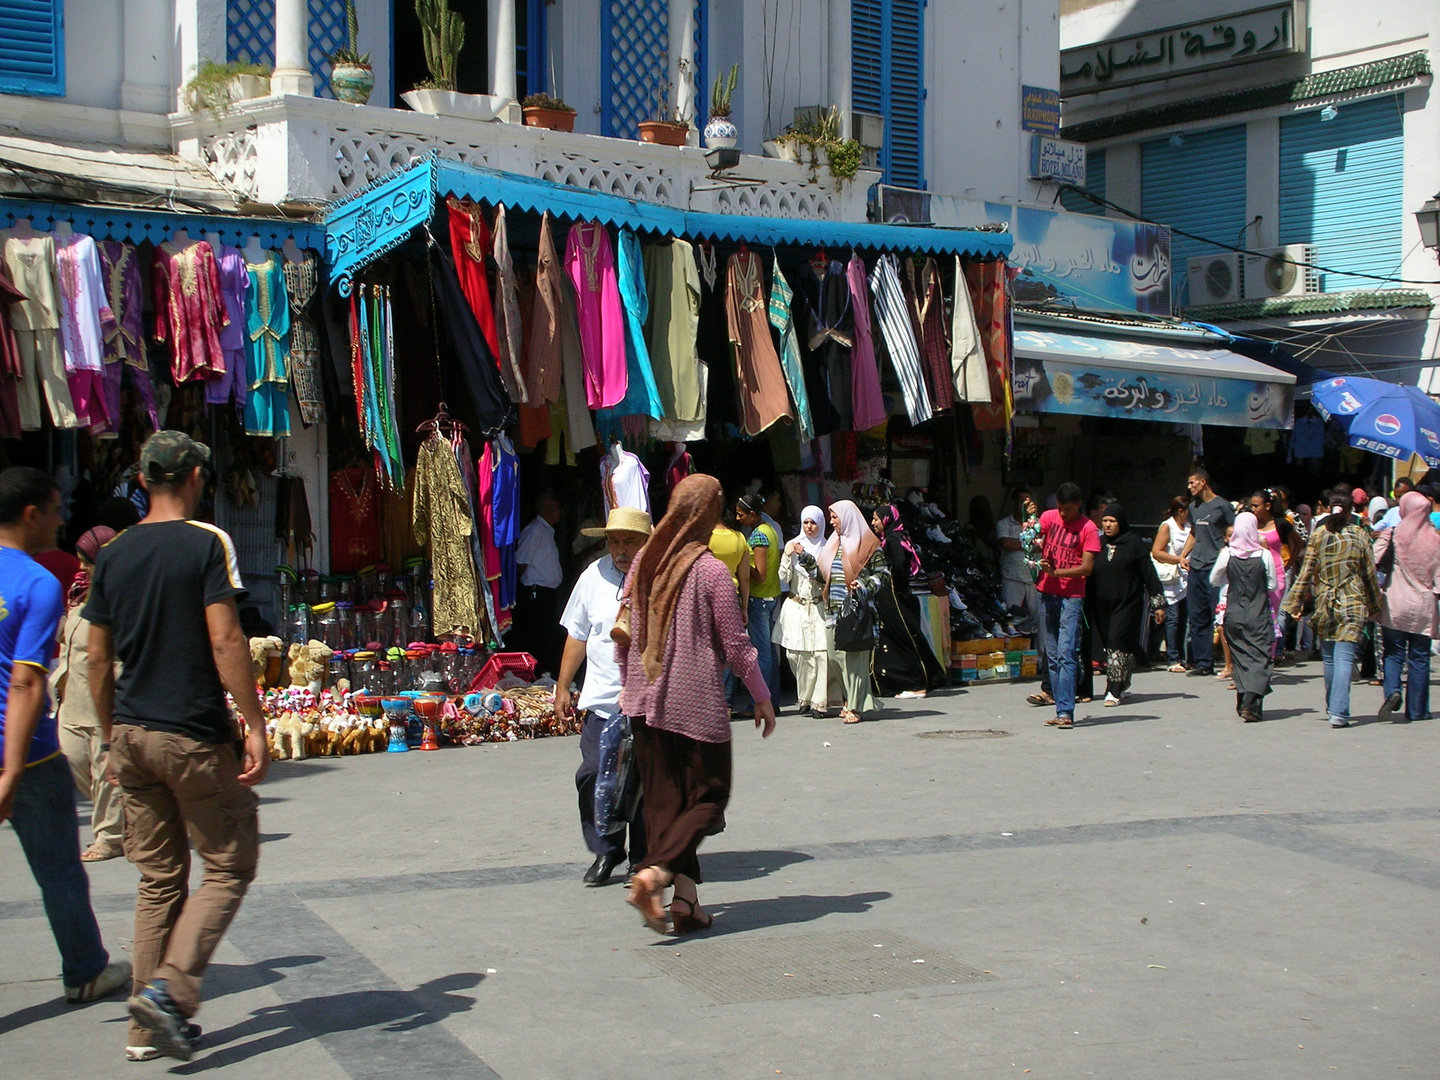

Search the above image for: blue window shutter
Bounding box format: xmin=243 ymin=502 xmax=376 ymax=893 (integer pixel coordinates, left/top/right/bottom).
xmin=601 ymin=0 xmax=670 ymax=139
xmin=851 ymin=0 xmax=882 ymax=114
xmin=1142 ymin=125 xmax=1247 ymax=308
xmin=1059 ymin=147 xmax=1105 ymax=215
xmin=851 ymin=0 xmax=923 ymax=188
xmin=0 ymin=0 xmax=65 ymax=97
xmin=518 ymin=0 xmax=547 ymax=97
xmin=1279 ymin=95 xmax=1404 ymax=292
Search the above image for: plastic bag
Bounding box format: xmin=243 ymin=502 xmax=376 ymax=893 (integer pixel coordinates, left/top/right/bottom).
xmin=594 ymin=713 xmax=641 ymax=836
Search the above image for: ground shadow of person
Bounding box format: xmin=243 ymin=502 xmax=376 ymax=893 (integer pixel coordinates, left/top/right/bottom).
xmin=668 ymin=890 xmax=892 ymax=939
xmin=170 ymin=972 xmax=484 ymax=1072
xmin=193 ymin=955 xmax=326 ymax=1003
xmin=700 ymin=849 xmax=814 ymax=883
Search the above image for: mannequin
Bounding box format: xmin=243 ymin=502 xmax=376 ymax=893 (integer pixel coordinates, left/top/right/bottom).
xmin=283 ymin=237 xmax=306 ymax=263
xmin=244 ymin=235 xmax=268 ymax=263
xmin=8 ymin=217 xmax=36 ymax=238
xmin=52 ymin=219 xmax=72 ymax=238
xmin=204 ymin=231 xmax=225 ymax=251
xmin=170 ymin=228 xmax=192 ymax=247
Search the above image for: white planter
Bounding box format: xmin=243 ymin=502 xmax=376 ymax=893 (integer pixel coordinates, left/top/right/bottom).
xmin=762 ymin=139 xmax=796 ymax=162
xmin=703 ymin=116 xmax=738 ymax=150
xmin=402 ymin=89 xmax=516 ymax=123
xmin=230 ymin=74 xmax=270 ymax=102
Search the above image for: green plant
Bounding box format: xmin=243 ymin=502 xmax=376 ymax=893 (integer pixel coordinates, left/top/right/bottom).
xmin=182 ymin=59 xmax=271 ymax=121
xmin=827 ymin=137 xmax=863 ymax=182
xmin=522 ymin=92 xmax=575 ymax=113
xmin=780 ymin=106 xmax=862 ymax=186
xmin=710 ymin=63 xmax=738 ymax=118
xmin=331 ymin=0 xmax=372 ymax=67
xmin=415 ymin=0 xmax=465 ymax=91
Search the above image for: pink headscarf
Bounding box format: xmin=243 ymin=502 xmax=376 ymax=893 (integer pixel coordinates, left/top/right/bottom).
xmin=820 ymin=500 xmax=880 ymax=584
xmin=1394 ymin=490 xmax=1440 ymax=580
xmin=1229 ymin=511 xmax=1265 ymax=558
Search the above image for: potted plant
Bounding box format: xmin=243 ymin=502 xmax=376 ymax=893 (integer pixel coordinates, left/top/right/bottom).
xmin=402 ymin=0 xmax=513 ymax=121
xmin=762 ymin=106 xmax=864 ymax=186
xmin=182 ymin=59 xmax=271 ymax=122
xmin=703 ymin=64 xmax=739 ymax=149
xmin=521 ymin=92 xmax=577 ymax=132
xmin=330 ymin=0 xmax=374 ymax=105
xmin=637 ymin=75 xmax=690 ymax=147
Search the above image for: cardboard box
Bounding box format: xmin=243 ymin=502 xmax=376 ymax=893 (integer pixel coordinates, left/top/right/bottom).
xmin=1005 ymin=636 xmax=1032 ymax=652
xmin=1021 ymin=650 xmax=1039 ymax=678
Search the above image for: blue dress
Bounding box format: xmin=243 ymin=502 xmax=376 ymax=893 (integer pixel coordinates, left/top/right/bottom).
xmin=242 ymin=254 xmax=291 ymax=438
xmin=596 ymin=229 xmax=664 ymax=436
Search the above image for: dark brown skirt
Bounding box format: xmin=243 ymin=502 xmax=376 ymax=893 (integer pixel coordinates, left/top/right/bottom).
xmin=630 ymin=716 xmax=732 ymax=884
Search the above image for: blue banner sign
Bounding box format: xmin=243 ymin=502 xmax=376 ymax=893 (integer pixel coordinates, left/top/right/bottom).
xmin=1030 ymin=136 xmax=1087 ymax=185
xmin=325 ymin=154 xmax=437 ymax=296
xmin=1021 ymin=86 xmax=1061 ymax=135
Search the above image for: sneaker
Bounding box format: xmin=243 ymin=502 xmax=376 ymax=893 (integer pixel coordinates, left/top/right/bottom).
xmin=127 ymin=980 xmax=196 ymax=1061
xmin=895 ymin=690 xmax=927 ymax=699
xmin=1330 ymin=716 xmax=1351 ymax=728
xmin=1379 ymin=691 xmax=1403 ymax=721
xmin=1186 ymin=667 xmax=1214 ymax=678
xmin=127 ymin=1024 xmax=201 ymax=1062
xmin=66 ymin=959 xmax=132 ymax=1004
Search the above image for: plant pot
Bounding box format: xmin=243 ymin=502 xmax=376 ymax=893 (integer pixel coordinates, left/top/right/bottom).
xmin=229 ymin=73 xmax=270 ymax=102
xmin=331 ymin=63 xmax=375 ymax=105
xmin=638 ymin=121 xmax=689 ymax=147
xmin=763 ymin=139 xmax=797 ymax=163
xmin=703 ymin=115 xmax=738 ymax=149
xmin=523 ymin=105 xmax=576 ymax=132
xmin=402 ymin=89 xmax=514 ymax=122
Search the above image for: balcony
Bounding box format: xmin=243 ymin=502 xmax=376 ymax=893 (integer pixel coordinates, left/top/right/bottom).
xmin=170 ymin=95 xmax=876 ymax=223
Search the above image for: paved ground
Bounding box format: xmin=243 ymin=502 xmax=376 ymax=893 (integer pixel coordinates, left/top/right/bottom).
xmin=3 ymin=658 xmax=1439 ymax=1078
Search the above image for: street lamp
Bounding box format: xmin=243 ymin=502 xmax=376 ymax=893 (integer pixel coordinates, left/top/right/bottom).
xmin=1417 ymin=192 xmax=1440 ymax=255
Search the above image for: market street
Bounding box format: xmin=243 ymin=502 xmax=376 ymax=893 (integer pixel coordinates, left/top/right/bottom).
xmin=3 ymin=659 xmax=1437 ymax=1079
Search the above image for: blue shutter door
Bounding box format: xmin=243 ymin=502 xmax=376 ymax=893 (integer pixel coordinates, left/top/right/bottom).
xmin=1142 ymin=124 xmax=1247 ymax=308
xmin=850 ymin=0 xmax=922 ymax=188
xmin=1279 ymin=94 xmax=1404 ymax=292
xmin=1058 ymin=147 xmax=1105 ymax=215
xmin=0 ymin=0 xmax=64 ymax=96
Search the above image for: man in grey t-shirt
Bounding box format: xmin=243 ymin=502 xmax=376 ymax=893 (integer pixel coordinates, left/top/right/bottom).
xmin=1180 ymin=468 xmax=1235 ymax=677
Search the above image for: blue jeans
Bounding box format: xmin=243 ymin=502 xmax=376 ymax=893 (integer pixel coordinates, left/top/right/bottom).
xmin=1165 ymin=598 xmax=1188 ymax=666
xmin=747 ymin=597 xmax=779 ymax=703
xmin=1040 ymin=593 xmax=1084 ymax=717
xmin=1320 ymin=638 xmax=1360 ymax=721
xmin=1381 ymin=627 xmax=1431 ymax=720
xmin=1187 ymin=570 xmax=1219 ymax=672
xmin=7 ymin=753 xmax=110 ymax=988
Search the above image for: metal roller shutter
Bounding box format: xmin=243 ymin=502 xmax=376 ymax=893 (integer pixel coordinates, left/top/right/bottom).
xmin=1279 ymin=94 xmax=1404 ymax=291
xmin=1059 ymin=147 xmax=1105 ymax=215
xmin=0 ymin=0 xmax=64 ymax=97
xmin=1142 ymin=124 xmax=1247 ymax=308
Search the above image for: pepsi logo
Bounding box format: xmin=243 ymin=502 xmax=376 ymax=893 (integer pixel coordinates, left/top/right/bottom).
xmin=1425 ymin=427 xmax=1440 ymax=450
xmin=1337 ymin=391 xmax=1363 ymax=414
xmin=1374 ymin=413 xmax=1403 ymax=437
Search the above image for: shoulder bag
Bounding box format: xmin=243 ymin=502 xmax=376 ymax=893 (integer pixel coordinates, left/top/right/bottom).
xmin=834 ymin=590 xmax=878 ymax=652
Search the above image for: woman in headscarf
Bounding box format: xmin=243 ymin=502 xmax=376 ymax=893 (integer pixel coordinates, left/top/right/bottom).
xmin=1211 ymin=512 xmax=1278 ymax=722
xmin=1372 ymin=490 xmax=1440 ymax=723
xmin=1248 ymin=489 xmax=1303 ymax=655
xmin=818 ymin=501 xmax=888 ymax=723
xmin=869 ymin=504 xmax=946 ymax=699
xmin=619 ymin=474 xmax=776 ymax=936
xmin=1367 ymin=495 xmax=1391 ymax=532
xmin=51 ymin=526 xmax=123 ymax=861
xmin=777 ymin=506 xmax=840 ymax=717
xmin=1089 ymin=504 xmax=1165 ymax=706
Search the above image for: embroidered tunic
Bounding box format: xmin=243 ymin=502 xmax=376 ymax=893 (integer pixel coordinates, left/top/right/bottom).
xmin=724 ymin=250 xmax=793 ymax=436
xmin=153 ymin=240 xmax=229 ymax=382
xmin=413 ymin=434 xmax=483 ymax=640
xmin=283 ymin=254 xmax=325 ymax=426
xmin=565 ymin=221 xmax=628 ymax=409
xmin=445 ymin=197 xmax=501 ymax=359
xmin=98 ymin=241 xmax=143 ymax=368
xmin=242 ymin=253 xmax=291 ymax=438
xmin=904 ymin=257 xmax=954 ymax=414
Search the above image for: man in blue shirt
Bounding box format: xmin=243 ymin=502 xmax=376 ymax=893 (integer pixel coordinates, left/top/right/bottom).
xmin=0 ymin=467 xmax=130 ymax=1005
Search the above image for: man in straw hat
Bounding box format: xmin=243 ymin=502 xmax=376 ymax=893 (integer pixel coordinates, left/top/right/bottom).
xmin=555 ymin=506 xmax=652 ymax=887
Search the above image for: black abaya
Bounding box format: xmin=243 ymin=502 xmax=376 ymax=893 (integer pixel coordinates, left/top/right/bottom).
xmin=873 ymin=534 xmax=946 ymax=694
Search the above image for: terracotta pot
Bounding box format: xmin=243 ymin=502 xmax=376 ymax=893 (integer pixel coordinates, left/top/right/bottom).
xmin=638 ymin=120 xmax=689 ymax=147
xmin=523 ymin=105 xmax=576 ymax=132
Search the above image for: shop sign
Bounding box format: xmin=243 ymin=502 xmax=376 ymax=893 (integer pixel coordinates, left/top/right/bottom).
xmin=325 ymin=154 xmax=437 ymax=297
xmin=1020 ymin=86 xmax=1061 ymax=135
xmin=879 ymin=187 xmax=1172 ymax=317
xmin=1030 ymin=136 xmax=1086 ymax=186
xmin=1060 ymin=2 xmax=1304 ymax=95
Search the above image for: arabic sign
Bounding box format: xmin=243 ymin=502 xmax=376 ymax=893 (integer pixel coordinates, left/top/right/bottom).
xmin=1021 ymin=86 xmax=1061 ymax=135
xmin=1030 ymin=136 xmax=1086 ymax=186
xmin=878 ymin=188 xmax=1173 ymax=317
xmin=1012 ymin=341 xmax=1295 ymax=429
xmin=1060 ymin=2 xmax=1304 ymax=95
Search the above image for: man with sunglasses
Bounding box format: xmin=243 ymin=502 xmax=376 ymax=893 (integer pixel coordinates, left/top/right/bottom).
xmin=85 ymin=431 xmax=267 ymax=1062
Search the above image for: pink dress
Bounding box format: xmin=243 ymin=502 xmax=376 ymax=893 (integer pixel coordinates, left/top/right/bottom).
xmin=55 ymin=232 xmax=113 ymax=428
xmin=1260 ymin=527 xmax=1286 ymax=643
xmin=565 ymin=221 xmax=627 ymax=410
xmin=847 ymin=254 xmax=886 ymax=430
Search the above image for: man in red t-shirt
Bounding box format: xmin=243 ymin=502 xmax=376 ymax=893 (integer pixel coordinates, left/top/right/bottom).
xmin=1037 ymin=482 xmax=1101 ymax=728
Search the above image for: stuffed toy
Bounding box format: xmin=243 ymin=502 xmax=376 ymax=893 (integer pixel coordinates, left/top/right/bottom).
xmin=287 ymin=638 xmax=334 ymax=689
xmin=250 ymin=636 xmax=284 ymax=687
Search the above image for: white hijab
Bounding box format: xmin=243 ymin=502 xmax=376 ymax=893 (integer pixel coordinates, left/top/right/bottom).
xmin=790 ymin=504 xmax=826 ymax=558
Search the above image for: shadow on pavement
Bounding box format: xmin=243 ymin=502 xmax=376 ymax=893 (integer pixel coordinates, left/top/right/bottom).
xmin=1076 ymin=713 xmax=1159 ymax=727
xmin=171 ymin=972 xmax=484 ymax=1073
xmin=696 ymin=890 xmax=892 ymax=937
xmin=703 ymin=849 xmax=814 ymax=882
xmin=0 ymin=994 xmax=72 ymax=1039
xmin=201 ymin=955 xmax=326 ymax=1003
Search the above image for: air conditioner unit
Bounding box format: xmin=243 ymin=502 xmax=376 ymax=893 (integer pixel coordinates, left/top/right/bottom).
xmin=1187 ymin=253 xmax=1243 ymax=304
xmin=852 ymin=111 xmax=885 ymax=149
xmin=1243 ymin=244 xmax=1319 ymax=299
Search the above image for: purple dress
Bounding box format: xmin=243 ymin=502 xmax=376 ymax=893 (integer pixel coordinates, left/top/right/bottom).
xmin=207 ymin=244 xmax=250 ymax=409
xmin=847 ymin=255 xmax=887 ymax=431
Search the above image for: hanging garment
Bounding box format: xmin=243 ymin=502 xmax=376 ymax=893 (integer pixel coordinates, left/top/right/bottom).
xmin=965 ymin=259 xmax=1013 ymax=434
xmin=555 ymin=262 xmax=596 ymax=453
xmin=475 ymin=439 xmax=506 ymax=632
xmin=598 ymin=229 xmax=664 ymax=432
xmin=241 ymin=252 xmax=292 ymax=438
xmin=454 ymin=439 xmax=501 ymax=641
xmin=152 ymin=239 xmax=229 ymax=384
xmin=205 ymin=244 xmax=250 ymax=410
xmin=871 ymin=254 xmax=931 ymax=426
xmin=768 ymin=265 xmax=814 ymax=443
xmin=797 ymin=260 xmax=853 ymax=433
xmin=354 ymin=284 xmax=404 ymax=488
xmin=413 ymin=433 xmax=483 ymax=640
xmin=699 ymin=249 xmax=739 ymax=437
xmin=330 ymin=467 xmax=384 ymax=573
xmin=525 ymin=212 xmax=565 ymax=405
xmin=903 ymin=257 xmax=954 ymax=414
xmin=3 ymin=232 xmax=78 ymax=429
xmin=490 ymin=203 xmax=529 ymax=404
xmin=97 ymin=241 xmax=158 ymax=430
xmin=565 ymin=221 xmax=628 ymax=409
xmin=428 ymin=242 xmax=512 ymax=432
xmin=55 ymin=231 xmax=113 ymax=429
xmin=642 ymin=238 xmax=705 ymax=436
xmin=379 ymin=470 xmax=424 ymax=568
xmin=282 ymin=253 xmax=325 ymax=426
xmin=847 ymin=255 xmax=887 ymax=431
xmin=0 ymin=274 xmax=25 ymax=438
xmin=601 ymin=447 xmax=651 ymax=514
xmin=445 ymin=196 xmax=501 ymax=358
xmin=664 ymin=449 xmax=693 ymax=501
xmin=949 ymin=255 xmax=990 ymax=403
xmin=275 ymin=474 xmax=314 ymax=562
xmin=492 ymin=434 xmax=520 ymax=611
xmin=725 ymin=250 xmax=794 ymax=436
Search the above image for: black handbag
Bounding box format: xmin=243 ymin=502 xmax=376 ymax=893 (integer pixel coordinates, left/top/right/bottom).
xmin=834 ymin=591 xmax=878 ymax=652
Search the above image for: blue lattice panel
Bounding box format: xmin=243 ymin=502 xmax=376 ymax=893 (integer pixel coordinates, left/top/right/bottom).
xmin=605 ymin=0 xmax=669 ymax=140
xmin=226 ymin=0 xmax=348 ymax=98
xmin=308 ymin=0 xmax=348 ymax=98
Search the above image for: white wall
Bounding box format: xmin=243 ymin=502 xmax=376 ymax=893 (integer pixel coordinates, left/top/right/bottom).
xmin=59 ymin=0 xmax=126 ymax=110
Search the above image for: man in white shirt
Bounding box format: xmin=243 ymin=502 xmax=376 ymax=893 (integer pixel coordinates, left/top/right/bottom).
xmin=554 ymin=508 xmax=651 ymax=886
xmin=513 ymin=494 xmax=566 ymax=677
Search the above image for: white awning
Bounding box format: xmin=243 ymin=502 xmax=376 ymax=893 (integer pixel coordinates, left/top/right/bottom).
xmin=1014 ymin=328 xmax=1297 ymax=385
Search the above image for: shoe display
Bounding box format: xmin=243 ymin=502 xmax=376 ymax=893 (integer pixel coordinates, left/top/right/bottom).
xmin=127 ymin=980 xmax=196 ymax=1062
xmin=65 ymin=959 xmax=132 ymax=1004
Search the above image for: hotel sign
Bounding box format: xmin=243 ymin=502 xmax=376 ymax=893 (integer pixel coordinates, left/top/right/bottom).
xmin=1060 ymin=2 xmax=1304 ymax=95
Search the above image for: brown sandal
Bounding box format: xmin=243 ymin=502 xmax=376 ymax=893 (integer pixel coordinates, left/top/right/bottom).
xmin=1026 ymin=692 xmax=1054 ymax=706
xmin=669 ymin=895 xmax=714 ymax=935
xmin=626 ymin=868 xmax=670 ymax=935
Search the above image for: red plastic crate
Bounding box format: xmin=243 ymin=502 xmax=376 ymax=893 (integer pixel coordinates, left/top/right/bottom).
xmin=469 ymin=652 xmax=537 ymax=690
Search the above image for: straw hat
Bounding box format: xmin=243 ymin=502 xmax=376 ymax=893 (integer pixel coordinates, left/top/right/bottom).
xmin=581 ymin=507 xmax=653 ymax=537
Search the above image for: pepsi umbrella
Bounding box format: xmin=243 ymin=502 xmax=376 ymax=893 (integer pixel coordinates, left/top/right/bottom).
xmin=1310 ymin=375 xmax=1440 ymax=468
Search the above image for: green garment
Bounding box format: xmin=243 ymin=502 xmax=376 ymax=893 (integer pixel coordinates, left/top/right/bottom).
xmin=642 ymin=239 xmax=704 ymax=424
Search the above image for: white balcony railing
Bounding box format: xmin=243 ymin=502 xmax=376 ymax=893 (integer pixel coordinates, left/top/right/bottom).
xmin=171 ymin=96 xmax=876 ymax=223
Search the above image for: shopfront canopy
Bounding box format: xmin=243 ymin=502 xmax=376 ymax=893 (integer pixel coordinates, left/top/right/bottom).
xmin=1011 ymin=324 xmax=1297 ymax=430
xmin=324 ymin=153 xmax=1011 ymax=296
